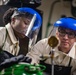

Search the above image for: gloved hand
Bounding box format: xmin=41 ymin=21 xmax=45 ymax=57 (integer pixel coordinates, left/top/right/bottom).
xmin=0 ymin=50 xmax=14 ymax=64
xmin=0 ymin=55 xmax=32 ymax=71
xmin=20 ymin=56 xmax=32 ymax=63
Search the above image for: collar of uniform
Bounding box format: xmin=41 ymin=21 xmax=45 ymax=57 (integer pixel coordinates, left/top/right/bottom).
xmin=54 ymin=47 xmax=66 ymax=57
xmin=54 ymin=43 xmax=76 ymax=59
xmin=67 ymin=42 xmax=76 ymax=59
xmin=5 ymin=23 xmax=19 ymax=44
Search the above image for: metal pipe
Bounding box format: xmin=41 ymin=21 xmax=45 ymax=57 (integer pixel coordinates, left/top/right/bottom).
xmin=45 ymin=0 xmax=60 ymax=37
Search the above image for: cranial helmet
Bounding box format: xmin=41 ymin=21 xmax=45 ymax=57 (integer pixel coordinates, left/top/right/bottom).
xmin=13 ymin=7 xmax=42 ymax=49
xmin=12 ymin=7 xmax=42 ymax=38
xmin=12 ymin=7 xmax=42 ymax=35
xmin=54 ymin=17 xmax=76 ymax=31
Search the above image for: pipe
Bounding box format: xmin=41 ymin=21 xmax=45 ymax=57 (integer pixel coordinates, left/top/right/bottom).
xmin=45 ymin=0 xmax=60 ymax=37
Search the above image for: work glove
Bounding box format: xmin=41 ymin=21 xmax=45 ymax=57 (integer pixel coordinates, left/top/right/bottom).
xmin=20 ymin=56 xmax=32 ymax=63
xmin=0 ymin=55 xmax=32 ymax=71
xmin=0 ymin=50 xmax=14 ymax=64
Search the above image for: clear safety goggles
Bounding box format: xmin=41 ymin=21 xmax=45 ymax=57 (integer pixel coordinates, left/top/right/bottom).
xmin=58 ymin=27 xmax=76 ymax=39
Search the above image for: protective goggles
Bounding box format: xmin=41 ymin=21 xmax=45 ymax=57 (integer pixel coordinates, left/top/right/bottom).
xmin=58 ymin=27 xmax=76 ymax=39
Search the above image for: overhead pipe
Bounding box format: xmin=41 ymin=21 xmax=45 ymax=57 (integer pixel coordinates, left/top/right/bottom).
xmin=45 ymin=0 xmax=60 ymax=37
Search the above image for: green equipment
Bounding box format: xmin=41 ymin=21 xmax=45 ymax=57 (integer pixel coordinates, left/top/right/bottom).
xmin=0 ymin=63 xmax=46 ymax=75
